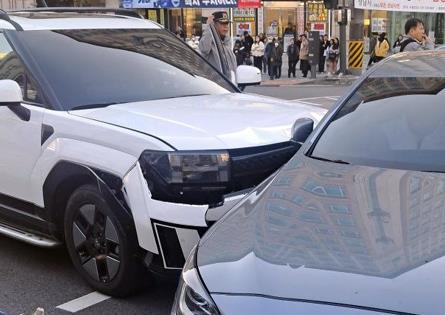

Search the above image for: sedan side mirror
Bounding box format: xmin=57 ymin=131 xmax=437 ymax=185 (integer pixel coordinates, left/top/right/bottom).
xmin=0 ymin=79 xmax=29 ymax=121
xmin=236 ymin=65 xmax=261 ymax=91
xmin=292 ymin=118 xmax=314 ymax=144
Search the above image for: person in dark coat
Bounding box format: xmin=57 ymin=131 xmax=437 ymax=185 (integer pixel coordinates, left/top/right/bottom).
xmin=287 ymin=38 xmax=299 ymax=78
xmin=242 ymin=31 xmax=254 ymax=63
xmin=265 ymin=38 xmax=278 ymax=80
xmin=243 ymin=31 xmax=254 ymax=52
xmin=275 ymin=39 xmax=283 ymax=79
xmin=233 ymin=40 xmax=245 ymax=66
xmin=319 ymin=35 xmax=327 ymax=73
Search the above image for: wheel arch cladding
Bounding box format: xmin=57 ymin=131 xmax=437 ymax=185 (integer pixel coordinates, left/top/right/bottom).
xmin=43 ymin=161 xmax=132 ymax=239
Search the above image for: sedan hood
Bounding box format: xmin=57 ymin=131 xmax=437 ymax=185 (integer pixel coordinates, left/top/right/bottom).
xmin=69 ymin=93 xmax=326 ymax=150
xmin=198 ymin=154 xmax=445 ymax=315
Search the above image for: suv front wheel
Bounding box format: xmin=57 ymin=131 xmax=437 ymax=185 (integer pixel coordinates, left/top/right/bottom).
xmin=64 ymin=184 xmax=145 ymax=297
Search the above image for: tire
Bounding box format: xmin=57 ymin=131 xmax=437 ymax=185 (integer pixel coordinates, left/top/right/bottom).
xmin=64 ymin=184 xmax=146 ymax=297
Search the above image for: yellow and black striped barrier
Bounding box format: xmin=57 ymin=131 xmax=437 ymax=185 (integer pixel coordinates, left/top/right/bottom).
xmin=348 ymin=41 xmax=364 ymax=69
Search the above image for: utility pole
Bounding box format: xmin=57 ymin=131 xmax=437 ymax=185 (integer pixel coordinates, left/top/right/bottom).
xmin=338 ymin=0 xmax=349 ymax=74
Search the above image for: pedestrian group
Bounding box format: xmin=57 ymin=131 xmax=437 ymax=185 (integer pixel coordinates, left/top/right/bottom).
xmin=196 ymin=11 xmax=436 ymax=82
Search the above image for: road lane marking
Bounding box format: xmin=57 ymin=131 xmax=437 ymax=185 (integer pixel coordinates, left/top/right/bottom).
xmin=292 ymin=96 xmax=339 ymax=101
xmin=291 ymin=96 xmax=340 ymax=108
xmin=56 ymin=292 xmax=110 ymax=313
xmin=293 ymin=100 xmax=324 ymax=106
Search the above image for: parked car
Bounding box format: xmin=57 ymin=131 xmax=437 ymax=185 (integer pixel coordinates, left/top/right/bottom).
xmin=0 ymin=8 xmax=326 ymax=296
xmin=172 ymin=50 xmax=445 ymax=315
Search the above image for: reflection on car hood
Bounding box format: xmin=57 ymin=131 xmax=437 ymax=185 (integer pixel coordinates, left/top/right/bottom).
xmin=69 ymin=93 xmax=326 ymax=150
xmin=198 ymin=154 xmax=445 ymax=315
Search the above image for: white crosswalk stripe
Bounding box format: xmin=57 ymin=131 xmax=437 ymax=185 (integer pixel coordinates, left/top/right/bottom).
xmin=56 ymin=292 xmax=110 ymax=313
xmin=292 ymin=96 xmax=340 ymax=109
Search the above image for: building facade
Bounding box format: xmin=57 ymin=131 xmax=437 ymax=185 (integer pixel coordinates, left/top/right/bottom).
xmin=354 ymin=0 xmax=445 ymax=45
xmin=125 ymin=0 xmax=331 ymax=40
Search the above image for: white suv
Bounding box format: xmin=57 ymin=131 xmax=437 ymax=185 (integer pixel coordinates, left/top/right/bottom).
xmin=0 ymin=8 xmax=326 ymax=296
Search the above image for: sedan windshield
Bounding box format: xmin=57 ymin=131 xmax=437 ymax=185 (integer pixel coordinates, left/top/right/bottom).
xmin=12 ymin=29 xmax=237 ymax=110
xmin=311 ymin=77 xmax=445 ymax=172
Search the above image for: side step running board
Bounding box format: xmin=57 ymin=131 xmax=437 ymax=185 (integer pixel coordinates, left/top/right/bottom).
xmin=0 ymin=223 xmax=61 ymax=248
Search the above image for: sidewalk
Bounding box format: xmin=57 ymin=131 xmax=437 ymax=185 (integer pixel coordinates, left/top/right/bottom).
xmin=258 ymin=55 xmax=360 ymax=87
xmin=260 ymin=72 xmax=359 ymax=87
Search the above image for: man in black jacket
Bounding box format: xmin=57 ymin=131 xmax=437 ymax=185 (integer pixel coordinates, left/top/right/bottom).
xmin=287 ymin=38 xmax=299 ymax=78
xmin=319 ymin=35 xmax=328 ymax=73
xmin=242 ymin=31 xmax=254 ymax=63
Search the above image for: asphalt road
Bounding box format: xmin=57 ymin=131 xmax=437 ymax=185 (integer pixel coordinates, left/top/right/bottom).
xmin=0 ymin=83 xmax=352 ymax=315
xmin=245 ymin=84 xmax=351 ymax=109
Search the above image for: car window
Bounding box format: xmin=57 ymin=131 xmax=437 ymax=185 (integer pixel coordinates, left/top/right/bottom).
xmin=12 ymin=29 xmax=237 ymax=111
xmin=311 ymin=77 xmax=445 ymax=172
xmin=0 ymin=34 xmax=42 ymax=104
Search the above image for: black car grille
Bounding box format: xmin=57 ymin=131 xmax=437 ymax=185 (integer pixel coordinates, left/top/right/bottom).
xmin=228 ymin=141 xmax=300 ymax=191
xmin=141 ymin=141 xmax=300 ymax=205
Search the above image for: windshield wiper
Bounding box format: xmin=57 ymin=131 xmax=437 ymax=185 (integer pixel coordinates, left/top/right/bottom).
xmin=310 ymin=155 xmax=351 ymax=165
xmin=70 ymin=102 xmax=119 ymax=110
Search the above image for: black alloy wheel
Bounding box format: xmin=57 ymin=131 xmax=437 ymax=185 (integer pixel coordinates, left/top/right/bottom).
xmin=64 ymin=184 xmax=146 ymax=297
xmin=72 ymin=203 xmax=121 ymax=284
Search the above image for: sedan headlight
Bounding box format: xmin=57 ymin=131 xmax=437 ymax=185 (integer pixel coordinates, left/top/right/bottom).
xmin=139 ymin=150 xmax=230 ymax=205
xmin=171 ymin=246 xmax=219 ymax=315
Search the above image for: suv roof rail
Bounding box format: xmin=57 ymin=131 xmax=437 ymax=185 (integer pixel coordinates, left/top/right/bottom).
xmin=0 ymin=9 xmax=24 ymax=31
xmin=8 ymin=7 xmax=143 ymax=19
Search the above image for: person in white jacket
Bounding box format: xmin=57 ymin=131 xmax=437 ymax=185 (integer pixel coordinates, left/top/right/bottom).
xmin=251 ymin=36 xmax=265 ymax=72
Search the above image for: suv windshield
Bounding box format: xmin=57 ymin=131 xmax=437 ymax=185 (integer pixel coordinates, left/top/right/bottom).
xmin=311 ymin=77 xmax=445 ymax=172
xmin=11 ymin=29 xmax=237 ymax=110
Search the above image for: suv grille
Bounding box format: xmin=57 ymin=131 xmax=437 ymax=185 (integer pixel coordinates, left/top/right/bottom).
xmin=229 ymin=141 xmax=299 ymax=191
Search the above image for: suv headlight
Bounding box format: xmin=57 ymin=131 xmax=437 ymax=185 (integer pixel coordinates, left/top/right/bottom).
xmin=171 ymin=246 xmax=220 ymax=315
xmin=139 ymin=150 xmax=230 ymax=205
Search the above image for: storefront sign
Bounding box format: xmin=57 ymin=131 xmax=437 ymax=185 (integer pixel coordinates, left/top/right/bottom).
xmin=238 ymin=0 xmax=261 ymax=8
xmin=371 ymin=17 xmax=387 ymax=32
xmin=233 ymin=8 xmax=255 ymax=22
xmin=307 ymin=2 xmax=327 ymax=22
xmin=233 ymin=8 xmax=255 ymax=16
xmin=183 ymin=0 xmax=237 ymax=8
xmin=311 ymin=23 xmax=326 ymax=35
xmin=122 ymin=0 xmax=237 ymax=8
xmin=235 ymin=22 xmax=252 ymax=35
xmin=234 ymin=16 xmax=255 ymax=22
xmin=354 ymin=0 xmax=445 ymax=13
xmin=122 ymin=0 xmax=161 ymax=8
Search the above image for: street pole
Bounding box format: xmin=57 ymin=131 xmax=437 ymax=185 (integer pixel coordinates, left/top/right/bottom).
xmin=229 ymin=8 xmax=233 ymax=50
xmin=339 ymin=8 xmax=347 ymax=74
xmin=303 ymin=0 xmax=307 ymax=32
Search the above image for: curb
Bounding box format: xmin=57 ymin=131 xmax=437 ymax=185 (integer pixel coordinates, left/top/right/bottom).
xmin=260 ymin=77 xmax=358 ymax=87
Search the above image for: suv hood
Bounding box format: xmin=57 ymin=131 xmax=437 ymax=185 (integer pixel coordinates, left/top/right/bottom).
xmin=69 ymin=93 xmax=326 ymax=150
xmin=198 ymin=154 xmax=445 ymax=315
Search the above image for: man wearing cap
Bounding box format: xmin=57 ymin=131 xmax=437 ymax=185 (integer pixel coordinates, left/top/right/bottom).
xmin=199 ymin=11 xmax=237 ymax=79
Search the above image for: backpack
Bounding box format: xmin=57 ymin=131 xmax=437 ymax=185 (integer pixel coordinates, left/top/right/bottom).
xmin=399 ymin=38 xmax=416 ymax=52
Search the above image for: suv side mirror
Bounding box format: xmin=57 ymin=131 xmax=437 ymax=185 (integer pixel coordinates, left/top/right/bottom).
xmin=292 ymin=118 xmax=314 ymax=144
xmin=236 ymin=65 xmax=261 ymax=91
xmin=0 ymin=79 xmax=29 ymax=121
xmin=0 ymin=79 xmax=23 ymax=104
